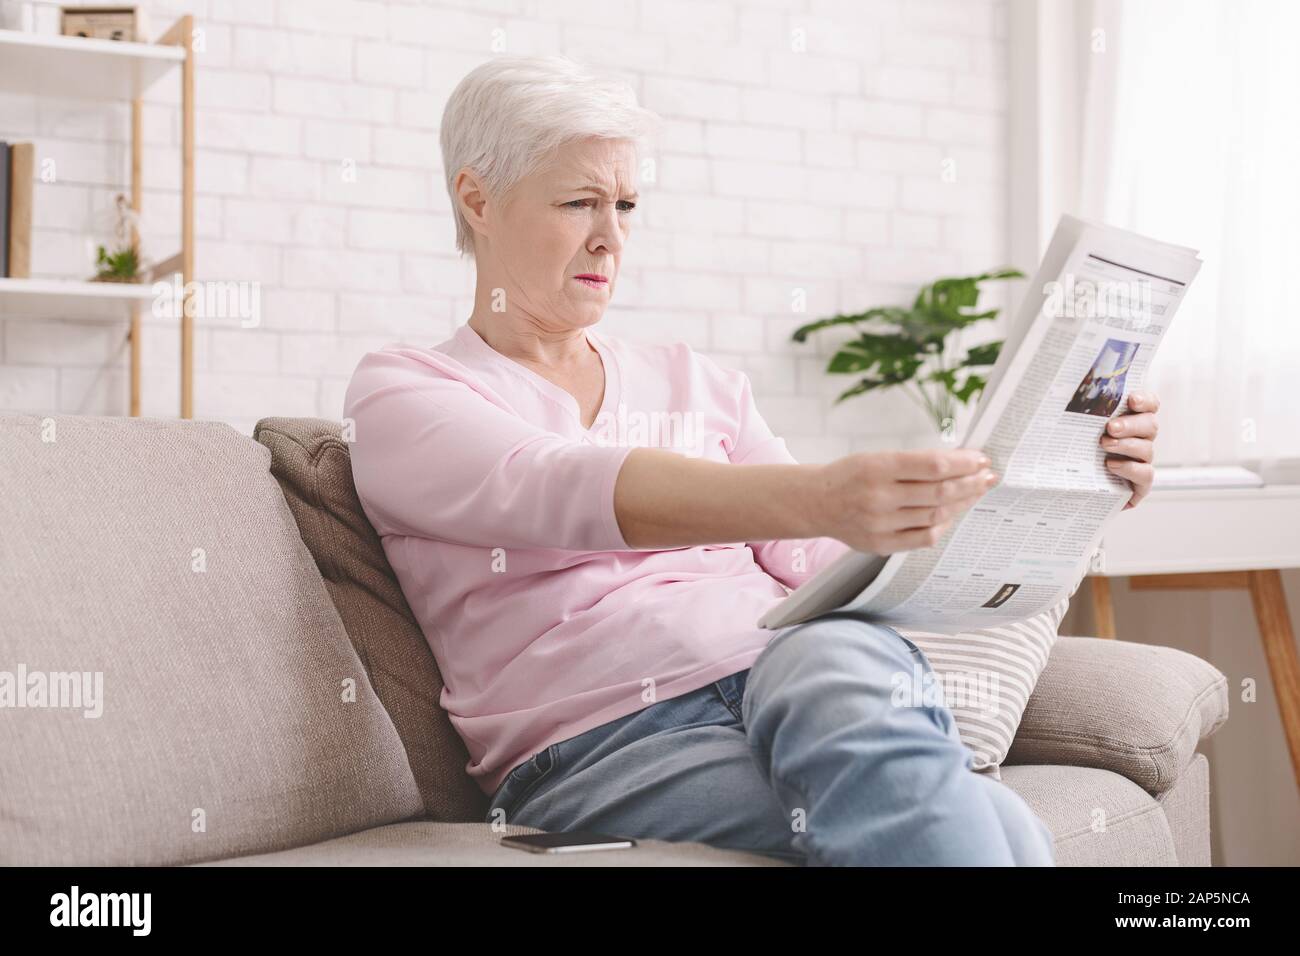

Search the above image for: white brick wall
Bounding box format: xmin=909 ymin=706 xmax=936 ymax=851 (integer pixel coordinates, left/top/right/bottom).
xmin=0 ymin=0 xmax=1011 ymax=458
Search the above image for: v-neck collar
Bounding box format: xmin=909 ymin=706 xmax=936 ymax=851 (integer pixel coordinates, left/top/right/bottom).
xmin=455 ymin=322 xmax=619 ymax=433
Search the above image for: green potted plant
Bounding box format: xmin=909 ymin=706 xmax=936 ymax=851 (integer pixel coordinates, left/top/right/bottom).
xmin=92 ymin=243 xmax=142 ymax=283
xmin=792 ymin=268 xmax=1024 ymax=439
xmin=89 ymin=193 xmax=145 ymax=283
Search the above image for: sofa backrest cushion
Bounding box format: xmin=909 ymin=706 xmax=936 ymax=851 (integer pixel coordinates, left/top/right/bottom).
xmin=253 ymin=417 xmax=485 ymax=822
xmin=0 ymin=414 xmax=426 ymax=865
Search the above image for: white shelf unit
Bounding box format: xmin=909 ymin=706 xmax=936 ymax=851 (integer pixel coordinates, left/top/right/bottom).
xmin=0 ymin=29 xmax=184 ymax=99
xmin=0 ymin=20 xmax=196 ymax=416
xmin=0 ymin=278 xmax=157 ymax=322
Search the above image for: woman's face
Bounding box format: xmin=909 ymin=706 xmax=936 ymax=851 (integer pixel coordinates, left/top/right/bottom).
xmin=466 ymin=136 xmax=639 ymax=331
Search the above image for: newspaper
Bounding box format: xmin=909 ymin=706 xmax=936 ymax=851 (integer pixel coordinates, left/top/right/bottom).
xmin=758 ymin=214 xmax=1203 ymax=633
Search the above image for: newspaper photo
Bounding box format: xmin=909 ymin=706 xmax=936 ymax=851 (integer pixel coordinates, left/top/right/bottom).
xmin=758 ymin=214 xmax=1204 ymax=633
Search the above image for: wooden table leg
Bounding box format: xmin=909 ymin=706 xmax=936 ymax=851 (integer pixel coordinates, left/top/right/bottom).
xmin=1089 ymin=575 xmax=1116 ymax=639
xmin=1247 ymin=569 xmax=1300 ymax=795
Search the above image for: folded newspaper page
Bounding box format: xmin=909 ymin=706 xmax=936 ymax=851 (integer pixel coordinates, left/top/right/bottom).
xmin=758 ymin=214 xmax=1203 ymax=633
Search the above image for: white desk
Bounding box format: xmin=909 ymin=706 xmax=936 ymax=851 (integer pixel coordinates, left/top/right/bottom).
xmin=1089 ymin=485 xmax=1300 ymax=792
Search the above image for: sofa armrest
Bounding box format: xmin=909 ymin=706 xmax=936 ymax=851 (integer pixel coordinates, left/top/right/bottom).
xmin=1004 ymin=636 xmax=1229 ymax=795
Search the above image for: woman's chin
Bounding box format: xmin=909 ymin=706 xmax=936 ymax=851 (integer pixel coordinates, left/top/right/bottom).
xmin=567 ymin=300 xmax=609 ymax=321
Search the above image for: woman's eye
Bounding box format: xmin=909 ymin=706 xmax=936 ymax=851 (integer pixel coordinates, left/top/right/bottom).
xmin=563 ymin=199 xmax=637 ymax=212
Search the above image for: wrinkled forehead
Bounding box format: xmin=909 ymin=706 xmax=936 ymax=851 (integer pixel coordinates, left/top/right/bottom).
xmin=536 ymin=137 xmax=642 ymax=193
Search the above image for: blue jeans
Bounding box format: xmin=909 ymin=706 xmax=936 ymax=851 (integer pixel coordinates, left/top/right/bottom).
xmin=484 ymin=612 xmax=1056 ymax=866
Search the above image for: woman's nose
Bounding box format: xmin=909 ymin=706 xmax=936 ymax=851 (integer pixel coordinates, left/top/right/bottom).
xmin=588 ymin=205 xmax=626 ymax=255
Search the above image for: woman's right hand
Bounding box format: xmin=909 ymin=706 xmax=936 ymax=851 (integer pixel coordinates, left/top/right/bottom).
xmin=809 ymin=448 xmax=1000 ymax=554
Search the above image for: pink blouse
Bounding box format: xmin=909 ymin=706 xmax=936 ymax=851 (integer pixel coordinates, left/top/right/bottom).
xmin=343 ymin=322 xmax=852 ymax=796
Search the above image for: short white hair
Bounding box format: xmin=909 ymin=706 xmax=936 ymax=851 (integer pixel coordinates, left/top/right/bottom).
xmin=439 ymin=54 xmax=663 ymax=259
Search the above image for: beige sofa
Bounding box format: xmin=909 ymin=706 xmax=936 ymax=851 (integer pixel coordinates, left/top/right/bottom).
xmin=0 ymin=414 xmax=1229 ymax=866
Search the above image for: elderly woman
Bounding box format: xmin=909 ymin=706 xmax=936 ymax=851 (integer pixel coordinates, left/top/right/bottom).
xmin=344 ymin=55 xmax=1161 ymax=866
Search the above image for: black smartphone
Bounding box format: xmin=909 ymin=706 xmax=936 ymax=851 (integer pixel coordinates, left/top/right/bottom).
xmin=500 ymin=831 xmax=637 ymax=854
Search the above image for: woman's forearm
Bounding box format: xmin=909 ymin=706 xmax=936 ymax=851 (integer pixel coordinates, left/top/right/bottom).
xmin=612 ymin=447 xmax=824 ymax=549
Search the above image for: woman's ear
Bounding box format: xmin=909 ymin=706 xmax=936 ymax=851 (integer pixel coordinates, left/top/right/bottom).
xmin=455 ymin=168 xmax=490 ymax=230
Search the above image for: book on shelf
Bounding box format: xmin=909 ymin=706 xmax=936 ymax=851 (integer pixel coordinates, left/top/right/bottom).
xmin=7 ymin=141 xmax=33 ymax=278
xmin=1 ymin=140 xmax=34 ymax=279
xmin=0 ymin=141 xmax=9 ymax=278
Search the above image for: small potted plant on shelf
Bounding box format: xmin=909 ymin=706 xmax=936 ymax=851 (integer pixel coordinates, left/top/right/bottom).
xmin=792 ymin=268 xmax=1025 ymax=441
xmin=89 ymin=192 xmax=147 ymax=283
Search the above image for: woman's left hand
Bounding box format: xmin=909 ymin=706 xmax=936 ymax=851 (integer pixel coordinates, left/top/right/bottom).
xmin=1101 ymin=391 xmax=1159 ymax=510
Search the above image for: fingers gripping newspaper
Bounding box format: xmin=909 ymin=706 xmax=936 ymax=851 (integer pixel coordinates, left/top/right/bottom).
xmin=758 ymin=214 xmax=1203 ymax=633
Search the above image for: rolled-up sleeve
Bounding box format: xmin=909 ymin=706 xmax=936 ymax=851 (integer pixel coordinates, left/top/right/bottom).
xmin=344 ymin=349 xmax=635 ymax=551
xmin=723 ymin=365 xmax=853 ymax=590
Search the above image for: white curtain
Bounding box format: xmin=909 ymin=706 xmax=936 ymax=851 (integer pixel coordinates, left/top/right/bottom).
xmin=1076 ymin=0 xmax=1300 ymax=466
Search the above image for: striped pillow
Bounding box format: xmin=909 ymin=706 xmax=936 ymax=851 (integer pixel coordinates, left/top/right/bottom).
xmin=893 ymin=576 xmax=1083 ymax=779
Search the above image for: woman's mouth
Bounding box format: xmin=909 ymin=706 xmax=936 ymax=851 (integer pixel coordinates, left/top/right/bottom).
xmin=574 ymin=274 xmax=609 ymax=289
